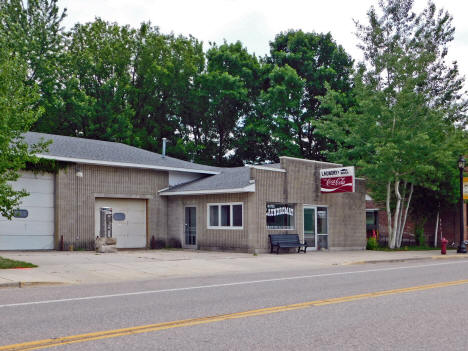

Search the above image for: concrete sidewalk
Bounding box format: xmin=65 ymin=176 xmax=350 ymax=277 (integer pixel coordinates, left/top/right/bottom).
xmin=1 ymin=249 xmax=466 ymax=288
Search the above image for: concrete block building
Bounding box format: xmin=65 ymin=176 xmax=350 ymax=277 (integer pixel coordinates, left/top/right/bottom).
xmin=0 ymin=132 xmax=366 ymax=252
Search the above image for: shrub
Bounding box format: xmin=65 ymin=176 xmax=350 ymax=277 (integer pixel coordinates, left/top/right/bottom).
xmin=150 ymin=236 xmax=166 ymax=249
xmin=366 ymin=236 xmax=379 ymax=250
xmin=167 ymin=238 xmax=182 ymax=248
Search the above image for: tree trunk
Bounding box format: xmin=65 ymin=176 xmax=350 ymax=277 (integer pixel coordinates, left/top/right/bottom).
xmin=386 ymin=181 xmax=393 ymax=248
xmin=390 ymin=179 xmax=401 ymax=249
xmin=395 ymin=181 xmax=407 ymax=248
xmin=397 ymin=183 xmax=413 ymax=248
xmin=434 ymin=209 xmax=440 ymax=247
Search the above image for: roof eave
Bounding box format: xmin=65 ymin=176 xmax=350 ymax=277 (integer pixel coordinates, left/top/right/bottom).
xmin=36 ymin=154 xmax=220 ymax=175
xmin=159 ymin=183 xmax=255 ymax=196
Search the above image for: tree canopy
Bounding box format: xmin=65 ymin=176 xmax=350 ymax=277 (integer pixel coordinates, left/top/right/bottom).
xmin=318 ymin=0 xmax=468 ymax=248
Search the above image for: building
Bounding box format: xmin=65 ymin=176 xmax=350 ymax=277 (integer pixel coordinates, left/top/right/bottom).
xmin=0 ymin=132 xmax=366 ymax=252
xmin=366 ymin=195 xmax=468 ymax=247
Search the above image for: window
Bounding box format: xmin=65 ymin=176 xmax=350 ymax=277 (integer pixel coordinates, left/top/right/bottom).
xmin=13 ymin=209 xmax=28 ymax=219
xmin=113 ymin=212 xmax=126 ymax=221
xmin=266 ymin=204 xmax=295 ymax=229
xmin=208 ymin=203 xmax=243 ymax=229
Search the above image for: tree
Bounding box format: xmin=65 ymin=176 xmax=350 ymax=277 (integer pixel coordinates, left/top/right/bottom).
xmin=268 ymin=30 xmax=354 ymax=160
xmin=261 ymin=64 xmax=305 ymax=159
xmin=0 ymin=0 xmax=67 ymax=133
xmin=319 ymin=0 xmax=467 ymax=248
xmin=62 ymin=19 xmax=135 ymax=143
xmin=196 ymin=70 xmax=248 ymax=166
xmin=129 ymin=24 xmax=205 ymax=159
xmin=0 ymin=46 xmax=45 ymax=218
xmin=203 ymin=42 xmax=263 ymax=165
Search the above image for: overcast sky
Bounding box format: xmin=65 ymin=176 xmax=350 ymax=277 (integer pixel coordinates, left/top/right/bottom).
xmin=58 ymin=0 xmax=468 ymax=87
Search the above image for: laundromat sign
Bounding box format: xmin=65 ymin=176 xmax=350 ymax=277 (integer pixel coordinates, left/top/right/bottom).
xmin=320 ymin=166 xmax=355 ymax=193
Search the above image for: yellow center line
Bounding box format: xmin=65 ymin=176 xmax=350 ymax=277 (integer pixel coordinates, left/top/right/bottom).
xmin=2 ymin=278 xmax=468 ymax=351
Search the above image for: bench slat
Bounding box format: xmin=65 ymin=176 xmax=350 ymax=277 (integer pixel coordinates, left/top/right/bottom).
xmin=269 ymin=234 xmax=308 ymax=254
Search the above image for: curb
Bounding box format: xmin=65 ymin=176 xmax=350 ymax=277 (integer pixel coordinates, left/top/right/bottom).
xmin=347 ymin=254 xmax=468 ymax=265
xmin=0 ymin=281 xmax=65 ymax=289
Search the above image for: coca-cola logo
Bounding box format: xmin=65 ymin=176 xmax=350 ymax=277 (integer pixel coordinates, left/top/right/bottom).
xmin=325 ymin=177 xmax=346 ymax=187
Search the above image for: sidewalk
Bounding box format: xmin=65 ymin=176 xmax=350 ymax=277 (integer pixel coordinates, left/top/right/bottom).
xmin=1 ymin=249 xmax=466 ymax=288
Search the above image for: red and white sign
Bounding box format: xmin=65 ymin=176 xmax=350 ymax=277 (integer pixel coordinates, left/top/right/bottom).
xmin=320 ymin=166 xmax=355 ymax=193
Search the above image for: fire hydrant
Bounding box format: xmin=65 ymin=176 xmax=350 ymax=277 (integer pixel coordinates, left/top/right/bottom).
xmin=441 ymin=237 xmax=448 ymax=255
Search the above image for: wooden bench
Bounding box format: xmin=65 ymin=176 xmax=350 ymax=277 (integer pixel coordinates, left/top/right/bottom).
xmin=269 ymin=234 xmax=308 ymax=254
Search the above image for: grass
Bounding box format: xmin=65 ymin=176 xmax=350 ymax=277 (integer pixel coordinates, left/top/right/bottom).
xmin=0 ymin=256 xmax=37 ymax=269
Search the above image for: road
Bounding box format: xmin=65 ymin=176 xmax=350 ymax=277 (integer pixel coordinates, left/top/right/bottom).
xmin=1 ymin=259 xmax=468 ymax=350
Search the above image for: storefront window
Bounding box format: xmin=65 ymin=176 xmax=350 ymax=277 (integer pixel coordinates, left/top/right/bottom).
xmin=266 ymin=204 xmax=295 ymax=229
xmin=208 ymin=203 xmax=243 ymax=229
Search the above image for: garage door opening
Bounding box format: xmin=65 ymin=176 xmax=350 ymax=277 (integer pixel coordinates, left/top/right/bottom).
xmin=94 ymin=198 xmax=147 ymax=249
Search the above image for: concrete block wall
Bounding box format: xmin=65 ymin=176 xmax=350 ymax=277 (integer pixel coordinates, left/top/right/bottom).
xmin=166 ymin=193 xmax=252 ymax=251
xmin=55 ymin=164 xmax=168 ymax=249
xmin=248 ymin=157 xmax=366 ymax=252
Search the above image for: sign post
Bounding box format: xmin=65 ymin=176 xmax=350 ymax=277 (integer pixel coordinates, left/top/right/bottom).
xmin=320 ymin=167 xmax=355 ymax=193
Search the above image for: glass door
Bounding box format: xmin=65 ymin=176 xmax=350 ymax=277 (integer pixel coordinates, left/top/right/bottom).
xmin=303 ymin=206 xmax=316 ymax=249
xmin=184 ymin=207 xmax=196 ymax=248
xmin=304 ymin=206 xmax=328 ymax=250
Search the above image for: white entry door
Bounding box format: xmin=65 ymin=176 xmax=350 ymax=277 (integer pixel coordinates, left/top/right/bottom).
xmin=94 ymin=198 xmax=147 ymax=248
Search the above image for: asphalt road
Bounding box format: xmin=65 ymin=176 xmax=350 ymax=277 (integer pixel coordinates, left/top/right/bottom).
xmin=1 ymin=259 xmax=468 ymax=350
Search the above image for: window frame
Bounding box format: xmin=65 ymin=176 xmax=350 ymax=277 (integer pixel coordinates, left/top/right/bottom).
xmin=207 ymin=202 xmax=244 ymax=230
xmin=266 ymin=203 xmax=296 ymax=230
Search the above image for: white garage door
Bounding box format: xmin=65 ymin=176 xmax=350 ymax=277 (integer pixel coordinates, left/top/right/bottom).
xmin=0 ymin=171 xmax=55 ymax=250
xmin=94 ymin=198 xmax=147 ymax=249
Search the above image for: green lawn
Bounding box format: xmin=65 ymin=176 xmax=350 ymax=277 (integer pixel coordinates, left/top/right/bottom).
xmin=0 ymin=256 xmax=37 ymax=269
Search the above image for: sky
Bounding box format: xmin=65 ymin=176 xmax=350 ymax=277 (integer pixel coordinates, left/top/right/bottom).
xmin=58 ymin=0 xmax=468 ymax=87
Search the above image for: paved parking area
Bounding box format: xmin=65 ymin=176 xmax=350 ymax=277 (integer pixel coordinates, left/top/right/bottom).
xmin=0 ymin=249 xmax=465 ymax=287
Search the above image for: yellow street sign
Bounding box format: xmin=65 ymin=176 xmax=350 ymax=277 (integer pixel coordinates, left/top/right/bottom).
xmin=464 ymin=177 xmax=468 ymax=200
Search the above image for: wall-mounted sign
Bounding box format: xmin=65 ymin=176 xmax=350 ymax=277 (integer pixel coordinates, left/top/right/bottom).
xmin=464 ymin=177 xmax=468 ymax=200
xmin=320 ymin=166 xmax=355 ymax=193
xmin=266 ymin=205 xmax=294 ymax=217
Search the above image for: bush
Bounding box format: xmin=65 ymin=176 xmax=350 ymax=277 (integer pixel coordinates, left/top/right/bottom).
xmin=366 ymin=236 xmax=379 ymax=250
xmin=167 ymin=238 xmax=182 ymax=248
xmin=150 ymin=236 xmax=166 ymax=249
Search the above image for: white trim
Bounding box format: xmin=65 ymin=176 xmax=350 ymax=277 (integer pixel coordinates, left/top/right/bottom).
xmin=366 ymin=208 xmax=380 ymax=211
xmin=279 ymin=156 xmax=342 ymax=167
xmin=160 ymin=183 xmax=255 ymax=196
xmin=207 ymin=202 xmax=244 ymax=230
xmin=245 ymin=165 xmax=286 ymax=173
xmin=36 ymin=154 xmax=220 ymax=175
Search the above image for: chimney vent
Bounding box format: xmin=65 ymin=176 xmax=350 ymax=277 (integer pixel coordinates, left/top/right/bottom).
xmin=162 ymin=138 xmax=167 ymax=158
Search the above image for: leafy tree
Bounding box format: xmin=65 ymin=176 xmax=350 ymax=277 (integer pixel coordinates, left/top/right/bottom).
xmin=196 ymin=70 xmax=248 ymax=165
xmin=318 ymin=0 xmax=467 ymax=248
xmin=261 ymin=64 xmax=305 ymax=159
xmin=268 ymin=30 xmax=354 ymax=160
xmin=62 ymin=19 xmax=135 ymax=143
xmin=130 ymin=24 xmax=205 ymax=158
xmin=0 ymin=0 xmax=67 ymax=132
xmin=203 ymin=42 xmax=264 ymax=165
xmin=0 ymin=46 xmax=45 ymax=218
